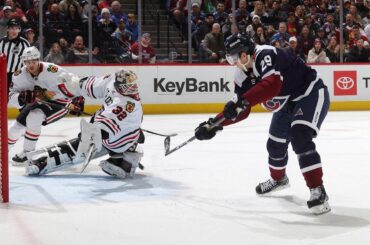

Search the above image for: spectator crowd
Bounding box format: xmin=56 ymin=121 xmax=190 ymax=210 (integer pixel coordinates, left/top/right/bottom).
xmin=1 ymin=0 xmax=369 ymax=63
xmin=168 ymin=0 xmax=370 ymax=63
xmin=0 ymin=0 xmax=142 ymax=63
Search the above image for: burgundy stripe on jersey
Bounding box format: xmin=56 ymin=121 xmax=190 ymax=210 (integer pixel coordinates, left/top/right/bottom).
xmin=85 ymin=77 xmax=96 ymax=98
xmin=58 ymin=84 xmax=75 ymax=98
xmin=95 ymin=115 xmax=121 ymax=134
xmin=8 ymin=138 xmax=18 ymax=144
xmin=103 ymin=129 xmax=140 ymax=150
xmin=46 ymin=108 xmax=68 ymax=124
xmin=25 ymin=131 xmax=40 ymax=141
xmin=95 ymin=120 xmax=115 ymax=135
xmin=55 ymin=99 xmax=72 ymax=104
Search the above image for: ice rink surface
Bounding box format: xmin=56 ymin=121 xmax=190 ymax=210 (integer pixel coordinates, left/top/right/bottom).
xmin=1 ymin=111 xmax=370 ymax=245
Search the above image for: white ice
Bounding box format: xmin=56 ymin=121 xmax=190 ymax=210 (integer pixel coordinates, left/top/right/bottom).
xmin=1 ymin=111 xmax=370 ymax=245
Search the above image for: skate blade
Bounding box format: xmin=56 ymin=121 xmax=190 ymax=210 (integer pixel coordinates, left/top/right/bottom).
xmin=257 ymin=183 xmax=291 ymax=196
xmin=309 ymin=201 xmax=331 ymax=215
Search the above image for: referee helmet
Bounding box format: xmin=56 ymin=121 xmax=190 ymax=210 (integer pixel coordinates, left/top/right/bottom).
xmin=7 ymin=18 xmax=21 ymax=28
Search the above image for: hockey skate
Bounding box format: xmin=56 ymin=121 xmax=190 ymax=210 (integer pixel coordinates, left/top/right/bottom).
xmin=99 ymin=158 xmax=133 ymax=179
xmin=100 ymin=146 xmax=143 ymax=179
xmin=12 ymin=152 xmax=29 ymax=166
xmin=307 ymin=185 xmax=331 ymax=215
xmin=255 ymin=175 xmax=290 ymax=195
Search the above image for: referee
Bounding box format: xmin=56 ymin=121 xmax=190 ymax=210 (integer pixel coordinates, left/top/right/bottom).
xmin=0 ymin=19 xmax=30 ymax=95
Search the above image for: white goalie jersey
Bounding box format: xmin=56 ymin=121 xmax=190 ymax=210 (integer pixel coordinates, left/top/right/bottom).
xmin=78 ymin=74 xmax=143 ymax=153
xmin=8 ymin=62 xmax=75 ymax=108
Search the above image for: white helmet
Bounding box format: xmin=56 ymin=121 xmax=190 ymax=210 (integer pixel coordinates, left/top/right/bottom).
xmin=114 ymin=69 xmax=139 ymax=95
xmin=21 ymin=46 xmax=41 ymax=61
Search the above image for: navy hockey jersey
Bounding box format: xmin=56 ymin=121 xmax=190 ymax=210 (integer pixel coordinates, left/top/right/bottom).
xmin=252 ymin=45 xmax=321 ymax=111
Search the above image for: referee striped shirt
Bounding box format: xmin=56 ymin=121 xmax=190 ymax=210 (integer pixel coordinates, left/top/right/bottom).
xmin=0 ymin=35 xmax=30 ymax=73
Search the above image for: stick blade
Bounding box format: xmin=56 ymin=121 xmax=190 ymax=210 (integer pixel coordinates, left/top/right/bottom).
xmin=164 ymin=136 xmax=170 ymax=155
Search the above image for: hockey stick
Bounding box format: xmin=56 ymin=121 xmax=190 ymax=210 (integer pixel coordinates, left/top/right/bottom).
xmin=164 ymin=117 xmax=225 ymax=156
xmin=80 ymin=144 xmax=97 ymax=174
xmin=37 ymin=99 xmax=178 ymax=138
xmin=141 ymin=129 xmax=177 ymax=137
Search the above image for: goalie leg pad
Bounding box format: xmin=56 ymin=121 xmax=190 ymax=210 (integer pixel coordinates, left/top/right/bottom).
xmin=26 ymin=138 xmax=108 ymax=175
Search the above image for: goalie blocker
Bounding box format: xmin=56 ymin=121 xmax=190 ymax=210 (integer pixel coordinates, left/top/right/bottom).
xmin=26 ymin=119 xmax=145 ymax=178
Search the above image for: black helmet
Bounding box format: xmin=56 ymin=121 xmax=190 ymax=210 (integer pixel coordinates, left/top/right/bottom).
xmin=225 ymin=33 xmax=255 ymax=56
xmin=224 ymin=33 xmax=255 ymax=65
xmin=7 ymin=18 xmax=21 ymax=28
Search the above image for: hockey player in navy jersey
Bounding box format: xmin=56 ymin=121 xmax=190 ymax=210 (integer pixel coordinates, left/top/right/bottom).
xmin=195 ymin=33 xmax=331 ymax=215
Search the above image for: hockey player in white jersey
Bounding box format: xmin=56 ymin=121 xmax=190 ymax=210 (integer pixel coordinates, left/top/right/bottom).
xmin=8 ymin=46 xmax=84 ymax=165
xmin=26 ymin=68 xmax=144 ymax=179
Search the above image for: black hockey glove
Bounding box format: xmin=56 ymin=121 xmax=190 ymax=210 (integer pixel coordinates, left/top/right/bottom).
xmin=195 ymin=118 xmax=223 ymax=141
xmin=69 ymin=96 xmax=85 ymax=116
xmin=223 ymin=95 xmax=250 ymax=120
xmin=18 ymin=90 xmax=36 ymax=105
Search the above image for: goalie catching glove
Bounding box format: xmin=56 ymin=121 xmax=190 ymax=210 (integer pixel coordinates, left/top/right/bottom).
xmin=223 ymin=94 xmax=250 ymax=120
xmin=195 ymin=118 xmax=223 ymax=140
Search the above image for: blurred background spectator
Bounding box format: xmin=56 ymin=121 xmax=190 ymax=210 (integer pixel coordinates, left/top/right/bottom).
xmin=126 ymin=13 xmax=138 ymax=42
xmin=288 ymin=36 xmax=305 ymax=60
xmin=44 ymin=42 xmax=65 ymax=64
xmin=130 ymin=32 xmax=156 ymax=63
xmin=65 ymin=35 xmax=99 ymax=63
xmin=199 ymin=22 xmax=225 ymax=63
xmin=24 ymin=27 xmax=38 ymax=47
xmin=346 ymin=38 xmax=370 ymax=62
xmin=325 ymin=36 xmax=340 ymax=62
xmin=307 ymin=38 xmax=330 ymax=63
xmin=0 ymin=0 xmax=368 ymax=64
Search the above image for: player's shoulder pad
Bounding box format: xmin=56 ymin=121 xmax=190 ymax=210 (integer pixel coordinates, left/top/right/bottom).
xmin=43 ymin=62 xmax=61 ymax=74
xmin=12 ymin=66 xmax=27 ymax=82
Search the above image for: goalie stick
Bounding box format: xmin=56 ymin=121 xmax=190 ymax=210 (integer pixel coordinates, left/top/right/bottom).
xmin=37 ymin=99 xmax=178 ymax=138
xmin=164 ymin=116 xmax=225 ymax=156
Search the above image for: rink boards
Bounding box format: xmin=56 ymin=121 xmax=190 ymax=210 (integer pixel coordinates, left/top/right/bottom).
xmin=8 ymin=63 xmax=370 ymax=117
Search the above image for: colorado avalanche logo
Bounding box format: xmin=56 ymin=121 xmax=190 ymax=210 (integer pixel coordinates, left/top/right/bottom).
xmin=261 ymin=96 xmax=290 ymax=112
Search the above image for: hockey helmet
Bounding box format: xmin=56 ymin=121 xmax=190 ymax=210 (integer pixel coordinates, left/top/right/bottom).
xmin=7 ymin=18 xmax=21 ymax=28
xmin=21 ymin=46 xmax=41 ymax=61
xmin=114 ymin=69 xmax=139 ymax=95
xmin=225 ymin=33 xmax=255 ymax=65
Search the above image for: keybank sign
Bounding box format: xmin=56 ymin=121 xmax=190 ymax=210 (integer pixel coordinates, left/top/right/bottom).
xmin=154 ymin=77 xmax=231 ymax=95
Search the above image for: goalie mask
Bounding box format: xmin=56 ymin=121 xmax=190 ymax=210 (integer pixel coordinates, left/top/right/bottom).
xmin=114 ymin=69 xmax=139 ymax=95
xmin=225 ymin=33 xmax=255 ymax=68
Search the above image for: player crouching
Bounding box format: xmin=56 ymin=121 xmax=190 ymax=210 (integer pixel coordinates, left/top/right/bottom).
xmin=25 ymin=69 xmax=144 ymax=179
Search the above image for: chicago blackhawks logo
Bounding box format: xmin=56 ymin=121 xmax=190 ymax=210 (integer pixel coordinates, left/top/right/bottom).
xmin=125 ymin=101 xmax=135 ymax=113
xmin=47 ymin=65 xmax=58 ymax=73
